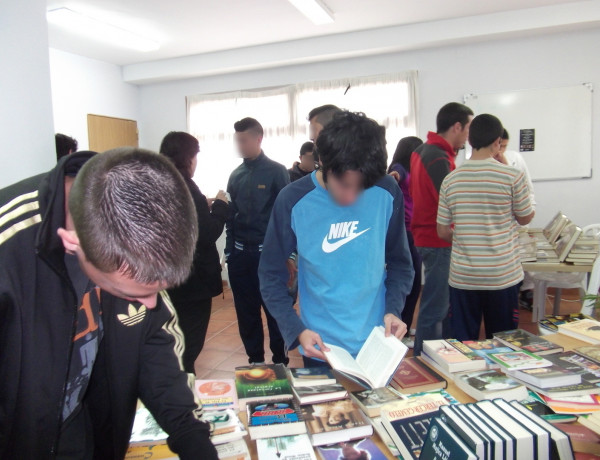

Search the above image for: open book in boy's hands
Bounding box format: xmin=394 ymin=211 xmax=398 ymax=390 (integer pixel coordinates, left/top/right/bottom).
xmin=323 ymin=326 xmax=408 ymax=389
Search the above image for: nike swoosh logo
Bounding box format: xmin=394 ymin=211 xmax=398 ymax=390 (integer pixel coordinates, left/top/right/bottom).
xmin=321 ymin=228 xmax=371 ymax=253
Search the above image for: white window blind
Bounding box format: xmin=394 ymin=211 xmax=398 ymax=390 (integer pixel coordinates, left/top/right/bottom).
xmin=186 ymin=71 xmax=418 ymax=196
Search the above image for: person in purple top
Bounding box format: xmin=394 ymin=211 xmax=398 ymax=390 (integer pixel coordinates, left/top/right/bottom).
xmin=388 ymin=136 xmax=423 ymax=347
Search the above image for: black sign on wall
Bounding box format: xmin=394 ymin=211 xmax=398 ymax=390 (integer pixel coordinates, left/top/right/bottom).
xmin=519 ymin=129 xmax=535 ymax=152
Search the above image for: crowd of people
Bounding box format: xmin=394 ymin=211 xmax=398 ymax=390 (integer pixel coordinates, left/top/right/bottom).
xmin=0 ymin=101 xmax=534 ymax=459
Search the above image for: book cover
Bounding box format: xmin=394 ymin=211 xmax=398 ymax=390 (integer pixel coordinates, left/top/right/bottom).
xmin=195 ymin=379 xmax=238 ymax=411
xmin=576 ymin=345 xmax=600 ymax=364
xmin=390 ymin=357 xmax=447 ymax=393
xmin=349 ymin=386 xmax=403 ymax=417
xmin=460 ymin=339 xmax=513 ymax=367
xmin=487 ymin=349 xmax=552 ymax=370
xmin=201 ymin=409 xmax=239 ymax=436
xmin=559 ymin=319 xmax=600 ymax=344
xmin=369 ymin=417 xmax=400 ymax=457
xmin=129 ymin=407 xmax=168 ymax=444
xmin=214 ymin=439 xmax=251 ymax=460
xmin=124 ymin=443 xmax=176 ymax=460
xmin=289 ymin=368 xmax=336 ymax=387
xmin=293 ymin=383 xmax=348 ymax=404
xmin=425 ymin=340 xmax=472 ymax=364
xmin=454 ymin=369 xmax=527 ymax=401
xmin=540 ymin=394 xmax=600 ymax=414
xmin=539 ymin=313 xmax=593 ymax=332
xmin=493 ymin=328 xmax=564 ymax=355
xmin=317 ymin=437 xmax=388 ymax=460
xmin=302 ymin=399 xmax=368 ymax=433
xmin=235 ymin=364 xmax=292 ymax=401
xmin=247 ymin=400 xmax=303 ymax=427
xmin=256 ymin=434 xmax=316 ymax=460
xmin=508 ymin=364 xmax=580 ymax=388
xmin=419 ymin=417 xmax=477 ymax=460
xmin=388 ymin=412 xmax=434 ymax=459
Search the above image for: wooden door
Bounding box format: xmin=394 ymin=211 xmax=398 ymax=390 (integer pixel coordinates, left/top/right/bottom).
xmin=87 ymin=114 xmax=138 ymax=152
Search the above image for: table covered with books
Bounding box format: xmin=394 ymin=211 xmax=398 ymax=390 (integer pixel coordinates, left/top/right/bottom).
xmin=126 ymin=322 xmax=600 ymax=460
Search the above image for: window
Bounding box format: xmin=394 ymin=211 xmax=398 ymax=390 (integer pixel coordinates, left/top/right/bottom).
xmin=187 ymin=71 xmax=417 ymax=196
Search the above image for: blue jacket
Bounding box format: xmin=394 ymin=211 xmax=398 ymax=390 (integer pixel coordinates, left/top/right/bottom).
xmin=259 ymin=172 xmax=414 ymax=357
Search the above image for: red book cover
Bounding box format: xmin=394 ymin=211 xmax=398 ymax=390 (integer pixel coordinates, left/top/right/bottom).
xmin=391 ymin=357 xmax=447 ymax=392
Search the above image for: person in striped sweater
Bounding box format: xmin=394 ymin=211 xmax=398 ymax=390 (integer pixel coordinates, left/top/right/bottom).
xmin=436 ymin=114 xmax=535 ymax=340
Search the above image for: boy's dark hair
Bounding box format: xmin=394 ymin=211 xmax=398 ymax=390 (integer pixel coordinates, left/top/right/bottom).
xmin=468 ymin=114 xmax=504 ymax=150
xmin=436 ymin=102 xmax=474 ymax=134
xmin=316 ymin=111 xmax=387 ymax=189
xmin=299 ymin=141 xmax=314 ymax=156
xmin=388 ymin=136 xmax=423 ymax=173
xmin=233 ymin=117 xmax=263 ymax=137
xmin=55 ymin=133 xmax=78 ymax=161
xmin=502 ymin=128 xmax=510 ymax=140
xmin=69 ymin=148 xmax=198 ymax=286
xmin=308 ymin=104 xmax=342 ymax=127
xmin=159 ymin=131 xmax=199 ymax=180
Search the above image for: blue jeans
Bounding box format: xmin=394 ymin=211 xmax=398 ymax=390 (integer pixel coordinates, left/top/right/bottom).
xmin=413 ymin=246 xmax=451 ymax=356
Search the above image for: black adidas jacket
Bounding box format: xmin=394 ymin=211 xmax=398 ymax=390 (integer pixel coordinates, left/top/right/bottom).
xmin=225 ymin=151 xmax=290 ymax=255
xmin=0 ymin=153 xmax=217 ymax=459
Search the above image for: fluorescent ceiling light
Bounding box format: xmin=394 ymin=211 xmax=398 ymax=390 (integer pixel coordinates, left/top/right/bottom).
xmin=288 ymin=0 xmax=334 ymax=25
xmin=47 ymin=8 xmax=160 ymax=52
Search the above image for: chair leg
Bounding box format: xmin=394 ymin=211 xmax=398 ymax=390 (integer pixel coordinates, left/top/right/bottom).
xmin=553 ymin=288 xmax=562 ymax=316
xmin=532 ymin=279 xmax=548 ymax=322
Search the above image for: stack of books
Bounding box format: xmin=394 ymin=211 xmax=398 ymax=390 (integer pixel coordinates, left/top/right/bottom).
xmin=554 ymin=223 xmax=583 ymax=262
xmin=518 ymin=231 xmax=538 ymax=262
xmin=558 ymin=318 xmax=600 ymax=344
xmin=422 ymin=400 xmax=574 ymax=459
xmin=539 ymin=313 xmax=593 ymax=333
xmin=565 ymin=236 xmax=600 ymax=265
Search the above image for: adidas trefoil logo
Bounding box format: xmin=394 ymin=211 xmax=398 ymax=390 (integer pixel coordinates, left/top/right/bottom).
xmin=117 ymin=304 xmax=147 ymax=326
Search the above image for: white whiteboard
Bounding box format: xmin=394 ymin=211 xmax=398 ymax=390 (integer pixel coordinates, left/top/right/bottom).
xmin=464 ymin=85 xmax=593 ymax=181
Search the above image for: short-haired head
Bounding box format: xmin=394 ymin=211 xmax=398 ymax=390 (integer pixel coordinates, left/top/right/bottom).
xmin=469 ymin=114 xmax=504 ymax=150
xmin=308 ymin=104 xmax=342 ymax=142
xmin=69 ymin=147 xmax=198 ymax=287
xmin=300 ymin=141 xmax=314 ymax=157
xmin=436 ymin=102 xmax=474 ymax=134
xmin=501 ymin=129 xmax=510 ymax=140
xmin=316 ymin=111 xmax=387 ymax=190
xmin=55 ymin=133 xmax=78 ymax=162
xmin=234 ymin=117 xmax=263 ymax=137
xmin=159 ymin=131 xmax=199 ymax=180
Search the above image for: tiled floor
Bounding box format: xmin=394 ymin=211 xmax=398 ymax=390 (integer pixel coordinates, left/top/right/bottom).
xmin=193 ymin=285 xmax=585 ymax=378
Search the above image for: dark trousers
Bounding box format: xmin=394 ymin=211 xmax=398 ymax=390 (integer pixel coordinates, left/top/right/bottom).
xmin=450 ymin=284 xmax=520 ymax=341
xmin=401 ymin=231 xmax=422 ymax=331
xmin=228 ymin=249 xmax=288 ymax=365
xmin=172 ymin=297 xmax=212 ymax=374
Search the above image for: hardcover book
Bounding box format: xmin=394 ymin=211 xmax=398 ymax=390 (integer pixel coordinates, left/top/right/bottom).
xmin=389 ymin=357 xmax=447 ymax=394
xmin=419 ymin=417 xmax=477 ymax=460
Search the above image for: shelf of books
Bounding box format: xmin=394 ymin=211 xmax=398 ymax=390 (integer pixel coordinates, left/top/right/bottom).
xmin=124 ymin=322 xmax=600 ymax=460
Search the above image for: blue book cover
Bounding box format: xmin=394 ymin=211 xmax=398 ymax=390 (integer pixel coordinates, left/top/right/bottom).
xmin=248 ymin=400 xmax=302 ymax=427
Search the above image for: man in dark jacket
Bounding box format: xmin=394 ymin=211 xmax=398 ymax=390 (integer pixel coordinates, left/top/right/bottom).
xmin=288 ymin=141 xmax=316 ymax=182
xmin=0 ymin=149 xmax=218 ymax=459
xmin=226 ymin=117 xmax=290 ymax=365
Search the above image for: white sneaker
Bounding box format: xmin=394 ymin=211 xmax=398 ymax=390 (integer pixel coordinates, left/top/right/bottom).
xmin=402 ymin=337 xmax=414 ymax=349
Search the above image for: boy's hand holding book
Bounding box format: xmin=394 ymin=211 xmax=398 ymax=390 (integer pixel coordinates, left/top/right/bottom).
xmin=299 ymin=329 xmax=331 ymax=360
xmin=384 ymin=313 xmax=407 ymax=339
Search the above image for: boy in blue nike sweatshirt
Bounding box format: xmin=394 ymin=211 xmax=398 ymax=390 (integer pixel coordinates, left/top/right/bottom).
xmin=259 ymin=111 xmax=414 ymax=364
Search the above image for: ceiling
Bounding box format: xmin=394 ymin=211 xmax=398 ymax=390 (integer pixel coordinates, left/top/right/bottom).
xmin=47 ymin=0 xmax=584 ymax=66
